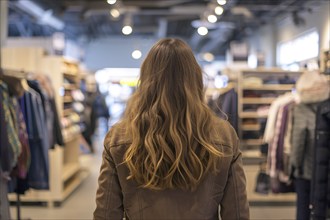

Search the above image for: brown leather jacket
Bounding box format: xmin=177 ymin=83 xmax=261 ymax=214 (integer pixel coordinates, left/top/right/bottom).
xmin=94 ymin=119 xmax=250 ymax=220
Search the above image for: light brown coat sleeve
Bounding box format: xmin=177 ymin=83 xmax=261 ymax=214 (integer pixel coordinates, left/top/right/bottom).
xmin=94 ymin=146 xmax=124 ymax=220
xmin=220 ymin=138 xmax=250 ymax=220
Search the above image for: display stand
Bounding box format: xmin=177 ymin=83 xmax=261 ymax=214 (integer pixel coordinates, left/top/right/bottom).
xmin=1 ymin=47 xmax=89 ymax=207
xmin=237 ymin=68 xmax=302 ymax=159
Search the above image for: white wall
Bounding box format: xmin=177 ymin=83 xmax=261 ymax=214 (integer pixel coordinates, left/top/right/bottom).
xmin=248 ymin=1 xmax=330 ymax=67
xmin=247 ymin=23 xmax=277 ymax=67
xmin=276 ymin=1 xmax=330 ymax=51
xmin=84 ymin=37 xmax=158 ymax=71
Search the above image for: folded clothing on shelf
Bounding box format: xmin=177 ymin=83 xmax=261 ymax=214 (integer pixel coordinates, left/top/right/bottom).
xmin=257 ymin=105 xmax=270 ymax=116
xmin=71 ymin=90 xmax=85 ymax=102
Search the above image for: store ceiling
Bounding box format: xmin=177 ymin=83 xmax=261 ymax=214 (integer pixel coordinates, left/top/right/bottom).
xmin=7 ymin=0 xmax=327 ymax=58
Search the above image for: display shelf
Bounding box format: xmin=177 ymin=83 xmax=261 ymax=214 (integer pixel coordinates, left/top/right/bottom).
xmin=242 ymin=97 xmax=276 ymax=104
xmin=237 ymin=69 xmax=302 ymax=158
xmin=240 ymin=112 xmax=267 ymax=118
xmin=63 ymin=108 xmax=74 ymax=116
xmin=64 ymin=133 xmax=80 ymax=144
xmin=242 ymin=139 xmax=263 ymax=146
xmin=63 ymin=96 xmax=73 ymax=103
xmin=63 ymin=169 xmax=89 ymax=199
xmin=243 ymin=84 xmax=294 ymax=91
xmin=62 ymin=163 xmax=81 ymax=182
xmin=242 ymin=124 xmax=261 ymax=131
xmin=63 ymin=84 xmax=77 ymax=90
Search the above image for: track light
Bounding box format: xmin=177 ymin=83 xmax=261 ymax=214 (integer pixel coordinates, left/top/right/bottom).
xmin=132 ymin=50 xmax=142 ymax=59
xmin=207 ymin=15 xmax=217 ymax=23
xmin=215 ymin=6 xmax=224 ymax=15
xmin=217 ymin=0 xmax=226 ymax=5
xmin=110 ymin=8 xmax=120 ymax=18
xmin=122 ymin=25 xmax=133 ymax=35
xmin=107 ymin=0 xmax=117 ymax=5
xmin=197 ymin=26 xmax=208 ymax=36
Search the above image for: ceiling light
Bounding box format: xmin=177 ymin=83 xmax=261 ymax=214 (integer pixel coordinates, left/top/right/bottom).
xmin=217 ymin=0 xmax=227 ymax=5
xmin=107 ymin=0 xmax=117 ymax=5
xmin=122 ymin=25 xmax=133 ymax=35
xmin=197 ymin=26 xmax=208 ymax=36
xmin=215 ymin=6 xmax=224 ymax=15
xmin=203 ymin=52 xmax=215 ymax=62
xmin=132 ymin=50 xmax=142 ymax=59
xmin=110 ymin=9 xmax=120 ymax=18
xmin=207 ymin=15 xmax=217 ymax=23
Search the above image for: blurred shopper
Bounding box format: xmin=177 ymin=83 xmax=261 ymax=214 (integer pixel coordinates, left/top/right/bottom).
xmin=94 ymin=38 xmax=249 ymax=220
xmin=290 ymin=71 xmax=330 ymax=220
xmin=83 ymin=87 xmax=110 ymax=153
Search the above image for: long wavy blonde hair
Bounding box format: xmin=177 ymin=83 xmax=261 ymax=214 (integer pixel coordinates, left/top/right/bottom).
xmin=121 ymin=38 xmax=223 ymax=191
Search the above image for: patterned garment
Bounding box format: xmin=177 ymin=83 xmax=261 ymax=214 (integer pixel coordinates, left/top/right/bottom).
xmin=0 ymin=81 xmax=22 ymax=171
xmin=15 ymin=99 xmax=31 ymax=179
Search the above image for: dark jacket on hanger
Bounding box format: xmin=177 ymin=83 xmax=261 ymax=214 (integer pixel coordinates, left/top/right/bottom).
xmin=20 ymin=87 xmax=50 ymax=189
xmin=311 ymin=99 xmax=330 ymax=220
xmin=213 ymin=88 xmax=238 ymax=133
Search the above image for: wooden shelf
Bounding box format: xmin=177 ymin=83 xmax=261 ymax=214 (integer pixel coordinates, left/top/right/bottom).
xmin=62 ymin=163 xmax=80 ymax=182
xmin=63 ymin=108 xmax=73 ymax=116
xmin=243 ymin=84 xmax=294 ymax=91
xmin=63 ymin=84 xmax=77 ymax=90
xmin=242 ymin=124 xmax=261 ymax=131
xmin=63 ymin=96 xmax=73 ymax=103
xmin=63 ymin=169 xmax=89 ymax=199
xmin=242 ymin=139 xmax=263 ymax=146
xmin=64 ymin=133 xmax=80 ymax=143
xmin=242 ymin=97 xmax=275 ymax=104
xmin=240 ymin=112 xmax=267 ymax=118
xmin=63 ymin=72 xmax=78 ymax=77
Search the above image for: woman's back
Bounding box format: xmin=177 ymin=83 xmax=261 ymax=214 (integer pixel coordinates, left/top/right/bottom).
xmin=94 ymin=119 xmax=249 ymax=220
xmin=94 ymin=38 xmax=249 ymax=220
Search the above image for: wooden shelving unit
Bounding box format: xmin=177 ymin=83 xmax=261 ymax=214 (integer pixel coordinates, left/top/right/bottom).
xmin=321 ymin=50 xmax=330 ymax=75
xmin=237 ymin=68 xmax=302 ymax=159
xmin=2 ymin=48 xmax=89 ymax=206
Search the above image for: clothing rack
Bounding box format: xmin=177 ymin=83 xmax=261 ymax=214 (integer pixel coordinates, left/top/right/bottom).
xmin=0 ymin=68 xmax=31 ymax=220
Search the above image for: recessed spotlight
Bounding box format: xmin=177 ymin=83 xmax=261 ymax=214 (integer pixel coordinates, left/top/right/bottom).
xmin=107 ymin=0 xmax=117 ymax=5
xmin=207 ymin=15 xmax=217 ymax=23
xmin=203 ymin=52 xmax=214 ymax=62
xmin=132 ymin=50 xmax=142 ymax=59
xmin=217 ymin=0 xmax=226 ymax=5
xmin=215 ymin=6 xmax=224 ymax=15
xmin=110 ymin=9 xmax=120 ymax=18
xmin=122 ymin=25 xmax=133 ymax=35
xmin=197 ymin=26 xmax=208 ymax=36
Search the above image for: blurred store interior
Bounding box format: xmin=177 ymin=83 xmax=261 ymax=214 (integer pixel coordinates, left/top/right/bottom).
xmin=0 ymin=0 xmax=329 ymax=219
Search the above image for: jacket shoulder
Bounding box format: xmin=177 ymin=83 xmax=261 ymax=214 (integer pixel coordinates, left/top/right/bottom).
xmin=212 ymin=118 xmax=238 ymax=148
xmin=103 ymin=122 xmax=130 ymax=149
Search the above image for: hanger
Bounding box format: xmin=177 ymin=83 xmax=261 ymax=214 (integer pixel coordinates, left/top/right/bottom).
xmin=21 ymin=79 xmax=30 ymax=91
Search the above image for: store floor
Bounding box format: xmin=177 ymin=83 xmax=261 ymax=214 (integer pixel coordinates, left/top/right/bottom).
xmin=10 ymin=126 xmax=296 ymax=220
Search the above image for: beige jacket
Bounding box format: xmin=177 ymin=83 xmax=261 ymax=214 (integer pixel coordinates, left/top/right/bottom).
xmin=94 ymin=119 xmax=250 ymax=220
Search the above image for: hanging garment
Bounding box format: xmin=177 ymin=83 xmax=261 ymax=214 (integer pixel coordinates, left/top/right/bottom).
xmin=50 ymin=98 xmax=64 ymax=147
xmin=212 ymin=88 xmax=238 ymax=133
xmin=0 ymin=167 xmax=11 ymax=220
xmin=20 ymin=87 xmax=50 ymax=189
xmin=0 ymin=81 xmax=22 ymax=172
xmin=14 ymin=101 xmax=31 ymax=179
xmin=311 ymin=99 xmax=330 ymax=220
